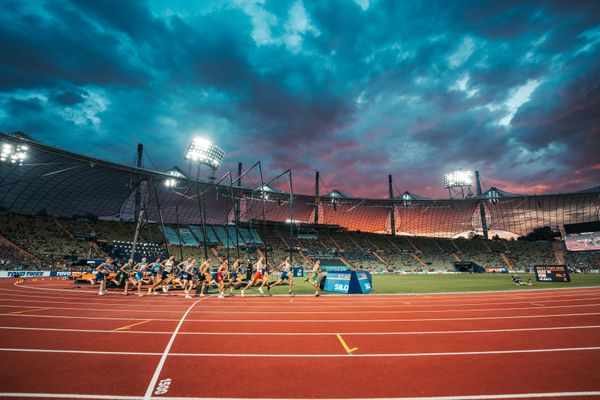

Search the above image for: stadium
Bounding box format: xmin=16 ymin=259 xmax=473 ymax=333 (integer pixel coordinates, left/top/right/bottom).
xmin=1 ymin=131 xmax=599 ymax=399
xmin=2 ymin=1 xmax=600 ymax=399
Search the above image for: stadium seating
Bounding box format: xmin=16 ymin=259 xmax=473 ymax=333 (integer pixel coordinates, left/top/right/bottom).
xmin=0 ymin=210 xmax=591 ymax=275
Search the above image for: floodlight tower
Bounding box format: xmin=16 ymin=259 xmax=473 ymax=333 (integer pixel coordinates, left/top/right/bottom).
xmin=185 ymin=137 xmax=225 ymax=259
xmin=443 ymin=169 xmax=474 ymax=199
xmin=185 ymin=137 xmax=225 ymax=181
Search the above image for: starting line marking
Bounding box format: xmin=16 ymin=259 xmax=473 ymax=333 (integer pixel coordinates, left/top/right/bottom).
xmin=336 ymin=334 xmax=358 ymax=354
xmin=0 ymin=346 xmax=599 ymax=358
xmin=114 ymin=320 xmax=152 ymax=331
xmin=1 ymin=391 xmax=600 ymax=399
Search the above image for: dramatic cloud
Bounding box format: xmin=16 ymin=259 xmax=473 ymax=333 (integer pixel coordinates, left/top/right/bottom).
xmin=1 ymin=0 xmax=599 ymax=198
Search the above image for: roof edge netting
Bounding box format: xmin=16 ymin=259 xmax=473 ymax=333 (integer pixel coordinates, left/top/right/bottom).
xmin=1 ymin=132 xmax=599 ymax=237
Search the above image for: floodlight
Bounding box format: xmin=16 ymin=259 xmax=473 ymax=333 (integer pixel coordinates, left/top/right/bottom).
xmin=185 ymin=137 xmax=224 ymax=169
xmin=0 ymin=143 xmax=28 ymax=166
xmin=164 ymin=169 xmax=183 ymax=187
xmin=443 ymin=169 xmax=473 ymax=188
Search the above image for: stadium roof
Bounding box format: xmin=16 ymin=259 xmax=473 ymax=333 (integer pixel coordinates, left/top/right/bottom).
xmin=1 ymin=132 xmax=599 ymax=237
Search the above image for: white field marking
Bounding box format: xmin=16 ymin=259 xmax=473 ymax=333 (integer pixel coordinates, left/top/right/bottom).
xmin=0 ymin=394 xmax=143 ymax=399
xmin=2 ymin=392 xmax=600 ymax=400
xmin=3 ymin=311 xmax=600 ymax=323
xmin=5 ymin=294 xmax=600 ymax=309
xmin=2 ymin=324 xmax=599 ymax=336
xmin=4 ymin=285 xmax=600 ymax=310
xmin=143 ymin=299 xmax=203 ymax=400
xmin=1 ymin=286 xmax=192 ymax=303
xmin=9 ymin=282 xmax=600 ymax=298
xmin=1 ymin=302 xmax=600 ymax=315
xmin=2 ymin=391 xmax=600 ymax=400
xmin=175 ymin=291 xmax=600 ymax=306
xmin=0 ymin=313 xmax=180 ymax=322
xmin=0 ymin=346 xmax=599 ymax=358
xmin=5 ymin=284 xmax=599 ymax=302
xmin=0 ymin=295 xmax=201 ymax=309
xmin=7 ymin=284 xmax=192 ymax=299
xmin=0 ymin=304 xmax=196 ymax=314
xmin=189 ymin=303 xmax=600 ymax=314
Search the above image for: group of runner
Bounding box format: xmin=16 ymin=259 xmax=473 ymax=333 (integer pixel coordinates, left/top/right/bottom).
xmin=90 ymin=255 xmax=323 ymax=298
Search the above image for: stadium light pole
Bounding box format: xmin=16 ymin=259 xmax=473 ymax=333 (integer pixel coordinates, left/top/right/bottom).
xmin=475 ymin=171 xmax=489 ymax=240
xmin=185 ymin=137 xmax=225 ymax=260
xmin=255 ymin=168 xmax=294 ymax=265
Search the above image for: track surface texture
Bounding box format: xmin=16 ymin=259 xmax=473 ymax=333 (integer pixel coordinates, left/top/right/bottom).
xmin=0 ymin=277 xmax=599 ymax=400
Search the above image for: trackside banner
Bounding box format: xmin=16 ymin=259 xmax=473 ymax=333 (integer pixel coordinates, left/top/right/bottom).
xmin=0 ymin=271 xmax=72 ymax=278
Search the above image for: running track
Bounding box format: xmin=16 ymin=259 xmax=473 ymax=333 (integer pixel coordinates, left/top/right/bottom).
xmin=0 ymin=278 xmax=599 ymax=399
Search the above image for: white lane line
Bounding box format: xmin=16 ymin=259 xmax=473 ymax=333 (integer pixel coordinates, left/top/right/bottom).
xmin=0 ymin=347 xmax=161 ymax=356
xmin=1 ymin=324 xmax=600 ymax=336
xmin=3 ymin=311 xmax=600 ymax=323
xmin=1 ymin=303 xmax=599 ymax=315
xmin=143 ymin=299 xmax=202 ymax=400
xmin=0 ymin=297 xmax=199 ymax=310
xmin=3 ymin=292 xmax=600 ymax=308
xmin=0 ymin=346 xmax=599 ymax=358
xmin=3 ymin=392 xmax=600 ymax=400
xmin=0 ymin=394 xmax=142 ymax=399
xmin=2 ymin=391 xmax=600 ymax=400
xmin=9 ymin=283 xmax=600 ymax=298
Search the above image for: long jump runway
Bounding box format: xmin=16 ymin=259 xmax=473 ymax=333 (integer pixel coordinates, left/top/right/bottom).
xmin=0 ymin=278 xmax=599 ymax=399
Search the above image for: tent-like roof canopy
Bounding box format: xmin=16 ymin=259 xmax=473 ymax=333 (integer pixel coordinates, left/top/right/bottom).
xmin=1 ymin=132 xmax=598 ymax=237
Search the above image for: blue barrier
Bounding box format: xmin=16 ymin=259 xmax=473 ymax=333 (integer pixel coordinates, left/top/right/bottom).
xmin=323 ymin=270 xmax=372 ymax=294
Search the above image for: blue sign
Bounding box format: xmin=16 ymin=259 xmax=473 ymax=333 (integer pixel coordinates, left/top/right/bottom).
xmin=356 ymin=272 xmax=372 ymax=293
xmin=324 ymin=271 xmax=352 ymax=293
xmin=292 ymin=267 xmax=304 ymax=277
xmin=324 ymin=270 xmax=372 ymax=294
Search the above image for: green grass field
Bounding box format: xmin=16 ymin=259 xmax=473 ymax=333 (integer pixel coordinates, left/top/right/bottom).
xmin=246 ymin=273 xmax=600 ymax=296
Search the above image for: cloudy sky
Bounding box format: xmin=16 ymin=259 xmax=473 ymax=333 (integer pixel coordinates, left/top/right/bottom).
xmin=1 ymin=0 xmax=599 ymax=198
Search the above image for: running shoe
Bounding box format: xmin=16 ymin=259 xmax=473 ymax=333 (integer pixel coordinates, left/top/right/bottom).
xmin=258 ymin=287 xmax=264 ymax=294
xmin=241 ymin=289 xmax=245 ymax=297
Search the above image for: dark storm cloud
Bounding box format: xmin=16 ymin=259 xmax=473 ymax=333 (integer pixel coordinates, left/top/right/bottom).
xmin=0 ymin=0 xmax=598 ymax=198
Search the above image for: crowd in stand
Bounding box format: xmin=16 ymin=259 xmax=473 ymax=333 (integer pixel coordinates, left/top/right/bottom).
xmin=1 ymin=210 xmax=599 ymax=273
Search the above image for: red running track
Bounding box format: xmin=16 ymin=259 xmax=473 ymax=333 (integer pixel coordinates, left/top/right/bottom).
xmin=0 ymin=277 xmax=599 ymax=400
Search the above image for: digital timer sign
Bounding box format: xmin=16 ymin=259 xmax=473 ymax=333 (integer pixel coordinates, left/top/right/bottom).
xmin=534 ymin=265 xmax=570 ymax=282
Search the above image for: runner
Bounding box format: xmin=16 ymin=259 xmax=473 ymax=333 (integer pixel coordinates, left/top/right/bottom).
xmin=241 ymin=256 xmax=266 ymax=297
xmin=305 ymin=259 xmax=322 ymax=297
xmin=156 ymin=255 xmax=176 ymax=293
xmin=133 ymin=257 xmax=149 ymax=297
xmin=227 ymin=258 xmax=244 ymax=294
xmin=217 ymin=258 xmax=228 ymax=299
xmin=180 ymin=258 xmax=196 ymax=299
xmin=117 ymin=258 xmax=134 ymax=295
xmin=90 ymin=257 xmax=111 ymax=296
xmin=147 ymin=257 xmax=162 ymax=295
xmin=269 ymin=256 xmax=294 ymax=295
xmin=198 ymin=259 xmax=212 ymax=298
